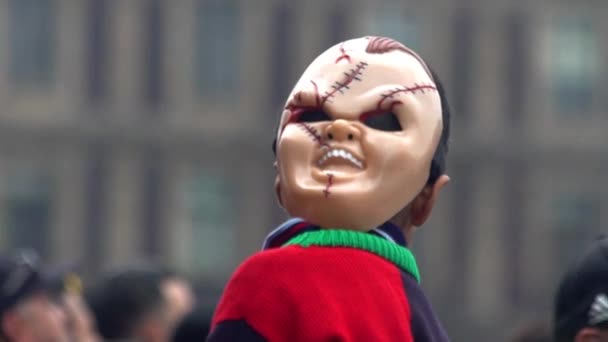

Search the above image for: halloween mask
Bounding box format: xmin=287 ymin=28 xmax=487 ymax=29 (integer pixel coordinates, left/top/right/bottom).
xmin=275 ymin=37 xmax=443 ymax=230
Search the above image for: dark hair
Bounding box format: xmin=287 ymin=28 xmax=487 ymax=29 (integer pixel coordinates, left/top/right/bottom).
xmin=86 ymin=266 xmax=166 ymax=340
xmin=426 ymin=66 xmax=451 ymax=185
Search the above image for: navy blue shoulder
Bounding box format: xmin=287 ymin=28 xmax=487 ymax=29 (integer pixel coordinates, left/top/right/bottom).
xmin=206 ymin=319 xmax=266 ymax=342
xmin=401 ymin=272 xmax=450 ymax=342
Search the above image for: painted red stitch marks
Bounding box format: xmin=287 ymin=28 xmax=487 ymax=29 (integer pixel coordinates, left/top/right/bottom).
xmin=281 ymin=80 xmax=324 ymax=134
xmin=284 ymin=81 xmax=322 ymax=112
xmin=365 ymin=36 xmax=432 ymax=78
xmin=377 ymin=83 xmax=437 ymax=110
xmin=322 ymin=61 xmax=368 ymax=106
xmin=323 ymin=173 xmax=334 ymax=198
xmin=365 ymin=36 xmax=409 ymax=54
xmin=297 ymin=123 xmax=328 ymax=148
xmin=289 ymin=81 xmax=321 ymax=107
xmin=335 ymin=42 xmax=352 ymax=64
xmin=310 ymin=80 xmax=322 ymax=106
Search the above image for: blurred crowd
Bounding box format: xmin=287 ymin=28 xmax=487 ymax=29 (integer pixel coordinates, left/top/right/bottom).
xmin=0 ymin=250 xmax=210 ymax=342
xmin=3 ymin=236 xmax=608 ymax=341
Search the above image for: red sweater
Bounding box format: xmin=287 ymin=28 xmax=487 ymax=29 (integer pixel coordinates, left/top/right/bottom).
xmin=208 ymin=225 xmax=449 ymax=341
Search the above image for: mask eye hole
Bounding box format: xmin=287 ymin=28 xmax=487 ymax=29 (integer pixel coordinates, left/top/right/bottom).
xmin=296 ymin=110 xmax=331 ymax=123
xmin=361 ymin=112 xmax=402 ymax=131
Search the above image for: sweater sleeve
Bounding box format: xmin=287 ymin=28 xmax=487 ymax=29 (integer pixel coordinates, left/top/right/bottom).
xmin=208 ymin=246 xmax=421 ymax=342
xmin=206 ymin=250 xmax=301 ymax=342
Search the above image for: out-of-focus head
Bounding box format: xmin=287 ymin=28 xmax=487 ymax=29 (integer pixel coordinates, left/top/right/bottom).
xmin=87 ymin=265 xmax=194 ymax=342
xmin=162 ymin=274 xmax=195 ymax=331
xmin=47 ymin=266 xmax=100 ymax=342
xmin=171 ymin=305 xmax=212 ymax=342
xmin=0 ymin=251 xmax=69 ymax=342
xmin=273 ymin=36 xmax=450 ymax=231
xmin=554 ymin=236 xmax=608 ymax=342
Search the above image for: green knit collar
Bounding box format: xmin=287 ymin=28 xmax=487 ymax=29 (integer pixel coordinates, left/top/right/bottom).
xmin=283 ymin=229 xmax=420 ymax=283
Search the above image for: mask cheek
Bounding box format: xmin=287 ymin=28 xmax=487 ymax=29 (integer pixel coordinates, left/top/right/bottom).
xmin=365 ymin=133 xmax=409 ymax=168
xmin=374 ymin=139 xmax=428 ymax=201
xmin=277 ymin=131 xmax=316 ymax=183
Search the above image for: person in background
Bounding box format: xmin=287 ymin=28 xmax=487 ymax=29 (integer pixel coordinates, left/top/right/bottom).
xmin=87 ymin=265 xmax=195 ymax=342
xmin=172 ymin=305 xmax=212 ymax=342
xmin=162 ymin=269 xmax=196 ymax=332
xmin=0 ymin=250 xmax=69 ymax=342
xmin=47 ymin=265 xmax=100 ymax=342
xmin=554 ymin=236 xmax=608 ymax=342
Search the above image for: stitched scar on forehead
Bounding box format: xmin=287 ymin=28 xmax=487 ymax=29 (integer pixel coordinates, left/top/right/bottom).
xmin=321 ymin=61 xmax=369 ymax=106
xmin=377 ymin=83 xmax=437 ymax=110
xmin=335 ymin=42 xmax=352 ymax=64
xmin=286 ymin=80 xmax=322 ymax=110
xmin=281 ymin=80 xmax=323 ymax=134
xmin=365 ymin=36 xmax=432 ymax=78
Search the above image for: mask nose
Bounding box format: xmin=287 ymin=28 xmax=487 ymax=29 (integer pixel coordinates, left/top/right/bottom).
xmin=324 ymin=120 xmax=361 ymax=142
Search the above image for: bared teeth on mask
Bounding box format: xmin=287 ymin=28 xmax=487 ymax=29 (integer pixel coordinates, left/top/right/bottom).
xmin=317 ymin=148 xmax=363 ymax=169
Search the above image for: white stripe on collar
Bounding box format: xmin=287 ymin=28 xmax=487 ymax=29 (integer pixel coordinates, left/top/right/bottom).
xmin=371 ymin=228 xmax=396 ymax=243
xmin=589 ymin=293 xmax=608 ymax=325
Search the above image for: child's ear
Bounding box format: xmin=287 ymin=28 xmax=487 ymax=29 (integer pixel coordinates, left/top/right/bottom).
xmin=411 ymin=175 xmax=450 ymax=227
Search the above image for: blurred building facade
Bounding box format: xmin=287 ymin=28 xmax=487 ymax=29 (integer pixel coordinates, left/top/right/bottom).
xmin=0 ymin=0 xmax=606 ymax=340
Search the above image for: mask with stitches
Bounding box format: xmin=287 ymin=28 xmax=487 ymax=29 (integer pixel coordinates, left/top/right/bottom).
xmin=274 ymin=36 xmax=443 ymax=230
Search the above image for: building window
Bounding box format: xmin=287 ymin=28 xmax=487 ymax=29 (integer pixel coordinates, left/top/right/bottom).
xmin=450 ymin=8 xmax=477 ymax=123
xmin=87 ymin=0 xmax=108 ymax=103
xmin=365 ymin=5 xmax=419 ymax=50
xmin=194 ymin=0 xmax=240 ymax=97
xmin=552 ymin=193 xmax=600 ymax=266
xmin=268 ymin=2 xmax=295 ymax=223
xmin=141 ymin=149 xmax=163 ymax=257
xmin=9 ymin=0 xmax=55 ymax=87
xmin=181 ymin=170 xmax=236 ymax=277
xmin=504 ymin=11 xmax=528 ymax=128
xmin=3 ymin=170 xmax=52 ymax=257
xmin=448 ymin=165 xmax=473 ymax=305
xmin=549 ymin=15 xmax=599 ymax=116
xmin=504 ymin=162 xmax=524 ymax=303
xmin=269 ymin=2 xmax=294 ymax=111
xmin=84 ymin=144 xmax=108 ymax=269
xmin=325 ymin=2 xmax=350 ymax=48
xmin=143 ymin=0 xmax=164 ymax=107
